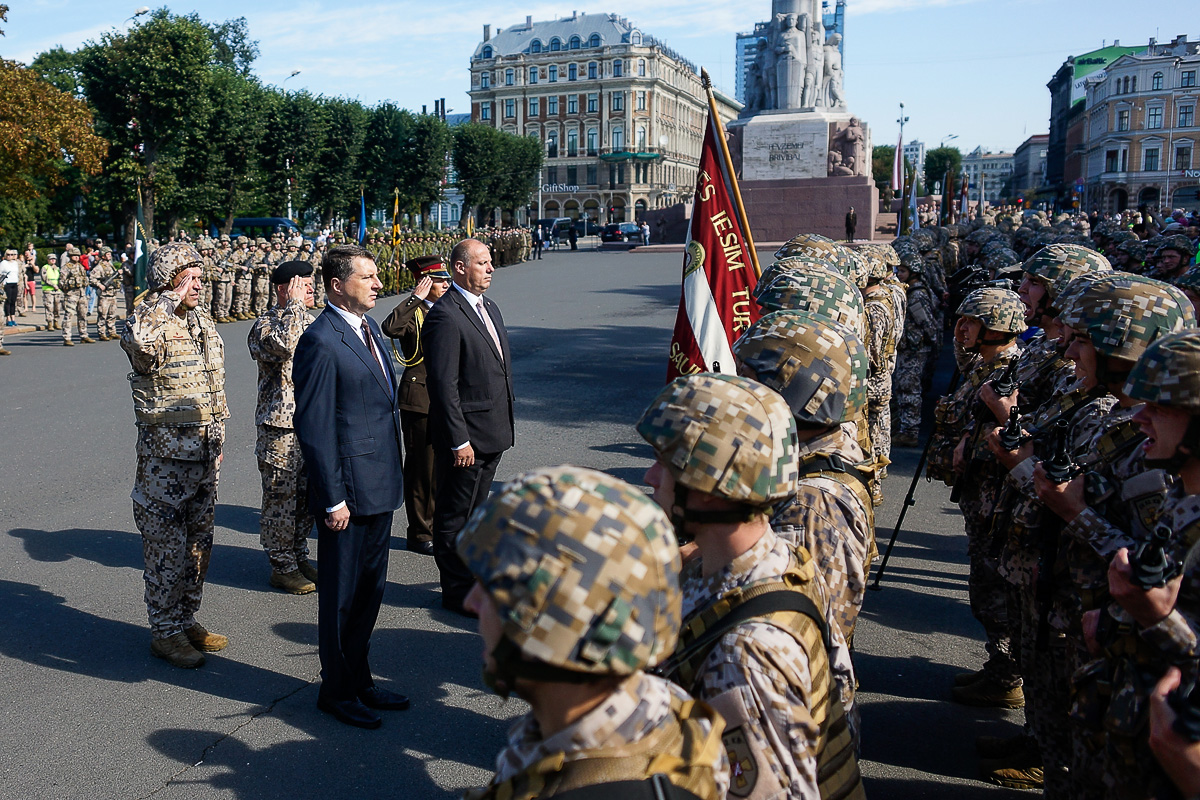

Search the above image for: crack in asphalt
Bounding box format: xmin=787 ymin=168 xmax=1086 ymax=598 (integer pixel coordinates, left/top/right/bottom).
xmin=135 ymin=674 xmax=319 ymax=800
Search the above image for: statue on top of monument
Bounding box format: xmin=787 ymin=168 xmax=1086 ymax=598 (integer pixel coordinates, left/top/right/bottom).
xmin=824 ymin=33 xmax=845 ymax=109
xmin=743 ymin=0 xmax=847 ymax=113
xmin=804 ymin=11 xmax=824 ymax=107
xmin=774 ymin=13 xmax=806 ymax=109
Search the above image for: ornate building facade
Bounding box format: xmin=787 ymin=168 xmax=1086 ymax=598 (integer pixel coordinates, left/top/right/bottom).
xmin=468 ymin=13 xmax=740 ymax=224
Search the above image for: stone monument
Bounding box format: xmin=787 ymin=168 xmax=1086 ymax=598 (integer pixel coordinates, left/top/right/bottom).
xmin=726 ymin=0 xmax=876 ymax=242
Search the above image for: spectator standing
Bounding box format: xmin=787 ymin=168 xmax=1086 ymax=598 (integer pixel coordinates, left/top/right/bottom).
xmin=1 ymin=249 xmax=20 ymax=327
xmin=640 ymin=220 xmax=650 ymax=245
xmin=23 ymin=254 xmax=38 ymax=313
xmin=568 ymin=224 xmax=578 ymax=251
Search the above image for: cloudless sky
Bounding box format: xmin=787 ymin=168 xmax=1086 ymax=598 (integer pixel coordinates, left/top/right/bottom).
xmin=3 ymin=1 xmax=1190 ymax=156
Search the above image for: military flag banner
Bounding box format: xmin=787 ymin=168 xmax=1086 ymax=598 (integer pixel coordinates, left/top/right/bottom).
xmin=357 ymin=188 xmax=367 ymax=244
xmin=391 ymin=188 xmax=401 ymax=250
xmin=133 ymin=186 xmax=150 ymax=300
xmin=665 ymin=69 xmax=760 ymax=381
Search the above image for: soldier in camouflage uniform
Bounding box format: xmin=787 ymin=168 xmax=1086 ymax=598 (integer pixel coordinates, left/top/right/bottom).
xmin=733 ymin=310 xmax=876 ymax=645
xmin=197 ymin=239 xmax=216 ymax=314
xmin=929 ymin=288 xmax=1027 ymax=709
xmin=89 ymin=246 xmax=120 ymax=340
xmin=251 ymin=239 xmax=274 ymax=317
xmin=212 ymin=239 xmax=234 ymax=323
xmin=120 ymin=242 xmax=229 ymax=669
xmin=861 ymin=248 xmax=902 ymax=503
xmin=1153 ymin=235 xmax=1197 ymax=283
xmin=247 ymin=261 xmax=318 ymax=595
xmin=58 ymin=246 xmax=93 ymax=345
xmin=639 ymin=374 xmax=865 ymax=800
xmin=307 ymin=241 xmax=325 ymax=307
xmin=458 ymin=466 xmax=730 ymax=800
xmin=231 ymin=237 xmax=253 ymax=319
xmin=893 ymin=255 xmax=939 ymax=446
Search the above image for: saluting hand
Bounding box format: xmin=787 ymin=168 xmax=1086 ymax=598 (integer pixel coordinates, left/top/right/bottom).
xmin=413 ymin=276 xmax=433 ymax=301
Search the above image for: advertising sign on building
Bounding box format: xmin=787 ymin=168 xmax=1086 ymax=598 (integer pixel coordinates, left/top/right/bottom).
xmin=1070 ymin=44 xmax=1146 ymax=106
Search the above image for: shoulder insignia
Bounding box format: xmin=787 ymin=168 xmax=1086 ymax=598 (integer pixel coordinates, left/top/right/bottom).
xmin=723 ymin=726 xmax=758 ymax=798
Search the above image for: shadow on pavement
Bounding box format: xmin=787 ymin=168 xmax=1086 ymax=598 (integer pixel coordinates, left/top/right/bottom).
xmin=215 ymin=503 xmax=262 ymax=535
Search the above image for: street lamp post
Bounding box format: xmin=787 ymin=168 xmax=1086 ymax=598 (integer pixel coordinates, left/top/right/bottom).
xmin=282 ymin=72 xmax=300 ymax=221
xmin=124 ymin=6 xmax=150 ymax=25
xmin=897 ymin=103 xmax=910 ymax=231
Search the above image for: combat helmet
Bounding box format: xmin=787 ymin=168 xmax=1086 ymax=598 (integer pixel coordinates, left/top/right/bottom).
xmin=1115 ymin=238 xmax=1148 ymax=268
xmin=1174 ymin=266 xmax=1200 ymax=296
xmin=776 ymin=232 xmax=841 ymax=262
xmin=1058 ymin=273 xmax=1197 ymax=364
xmin=637 ymin=374 xmax=799 ymax=537
xmin=754 ymin=265 xmax=866 ymax=333
xmin=857 ymin=243 xmax=900 ymax=281
xmin=147 ymin=242 xmax=202 ymax=293
xmin=1156 ymin=234 xmax=1198 ymax=264
xmin=1021 ymin=244 xmax=1113 ymax=317
xmin=1125 ymin=330 xmax=1200 ymax=414
xmin=732 ymin=310 xmax=868 ymax=427
xmin=956 ymin=286 xmax=1026 ymax=338
xmin=757 ymin=255 xmax=837 ymax=291
xmin=456 ymin=466 xmax=681 ymax=696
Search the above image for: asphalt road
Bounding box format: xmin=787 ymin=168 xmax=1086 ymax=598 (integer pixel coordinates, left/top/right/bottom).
xmin=0 ymin=246 xmax=1025 ymax=799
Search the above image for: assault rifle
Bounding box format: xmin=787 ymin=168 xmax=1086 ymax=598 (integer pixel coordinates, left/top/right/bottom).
xmin=1130 ymin=523 xmax=1182 ymax=590
xmin=950 ymin=357 xmax=1021 ymax=504
xmin=1034 ymin=418 xmax=1078 ymax=650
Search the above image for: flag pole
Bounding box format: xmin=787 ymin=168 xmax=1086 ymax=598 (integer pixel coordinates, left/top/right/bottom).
xmin=700 ymin=68 xmax=760 ymax=277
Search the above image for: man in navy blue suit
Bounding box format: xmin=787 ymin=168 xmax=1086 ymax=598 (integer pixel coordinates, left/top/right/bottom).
xmin=293 ymin=244 xmax=409 ymax=729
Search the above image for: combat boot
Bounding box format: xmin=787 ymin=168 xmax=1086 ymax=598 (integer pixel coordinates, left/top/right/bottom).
xmin=151 ymin=632 xmax=206 ymax=668
xmin=986 ymin=765 xmax=1043 ymax=791
xmin=0 ymin=348 xmax=10 ymax=355
xmin=80 ymin=336 xmax=95 ymax=343
xmin=63 ymin=339 xmax=74 ymax=346
xmin=185 ymin=623 xmax=228 ymax=652
xmin=271 ymin=569 xmax=316 ymax=595
xmin=297 ymin=561 xmax=318 ymax=584
xmin=954 ymin=668 xmax=986 ymax=686
xmin=952 ymin=677 xmax=1024 ymax=708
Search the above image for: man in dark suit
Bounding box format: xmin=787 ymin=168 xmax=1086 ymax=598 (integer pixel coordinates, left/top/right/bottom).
xmin=382 ymin=255 xmax=452 ymax=556
xmin=424 ymin=238 xmax=514 ymax=616
xmin=293 ymin=244 xmax=410 ymax=729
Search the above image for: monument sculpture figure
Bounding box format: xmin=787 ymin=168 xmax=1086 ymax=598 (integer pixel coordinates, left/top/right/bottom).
xmin=824 ymin=33 xmax=844 ymax=108
xmin=746 ymin=0 xmax=847 ymax=112
xmin=775 ymin=14 xmax=806 ymax=109
xmin=829 ymin=117 xmax=867 ymax=177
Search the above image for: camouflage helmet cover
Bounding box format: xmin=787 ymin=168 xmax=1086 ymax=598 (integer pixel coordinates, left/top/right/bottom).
xmin=756 ymin=255 xmax=837 ymax=291
xmin=856 ymin=243 xmax=900 ymax=280
xmin=147 ymin=242 xmax=202 ymax=292
xmin=1059 ymin=273 xmax=1198 ymax=361
xmin=636 ymin=374 xmax=800 ymax=506
xmin=1124 ymin=331 xmax=1200 ymax=412
xmin=956 ymin=287 xmax=1027 ymax=333
xmin=753 ymin=268 xmax=866 ymax=332
xmin=1022 ymin=244 xmax=1113 ymax=302
xmin=1116 ymin=238 xmax=1148 ymax=263
xmin=457 ymin=465 xmax=682 ymax=678
xmin=1157 ymin=234 xmax=1198 ymax=261
xmin=732 ymin=310 xmax=869 ymax=427
xmin=775 ymin=232 xmax=840 ymax=262
xmin=1173 ymin=266 xmax=1200 ymax=294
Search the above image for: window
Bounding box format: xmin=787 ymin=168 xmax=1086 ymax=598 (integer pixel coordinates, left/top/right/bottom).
xmin=548 ymin=96 xmax=559 ymax=115
xmin=480 ymin=71 xmax=490 ymax=88
xmin=587 ymin=92 xmax=598 ymax=113
xmin=568 ymin=63 xmax=578 ymax=81
xmin=505 ymin=69 xmax=514 ymax=86
xmin=504 ymin=99 xmax=515 ymax=118
xmin=587 ymin=127 xmax=598 ymax=155
xmin=636 ymin=126 xmax=646 ymax=148
xmin=547 ymin=166 xmax=558 ymax=184
xmin=567 ymin=166 xmax=577 ymax=185
xmin=549 ymin=65 xmax=558 ymax=82
xmin=481 ymin=45 xmax=493 ymax=59
xmin=567 ymin=129 xmax=578 ymax=156
xmin=1148 ymin=107 xmax=1163 ymax=129
xmin=1117 ymin=109 xmax=1130 ymax=131
xmin=1177 ymin=146 xmax=1193 ymax=170
xmin=1185 ymin=71 xmax=1198 ymax=88
xmin=529 ymin=97 xmax=539 ymax=116
xmin=1131 ymin=76 xmax=1137 ymax=92
xmin=631 ymin=31 xmax=642 ymax=45
xmin=609 ymin=164 xmax=617 ymax=185
xmin=1153 ymin=71 xmax=1164 ymax=90
xmin=612 ymin=91 xmax=624 ymax=111
xmin=1121 ymin=150 xmax=1128 ymax=171
xmin=1181 ymin=106 xmax=1195 ymax=127
xmin=567 ymin=94 xmax=578 ymax=114
xmin=550 ymin=37 xmax=562 ymax=52
xmin=569 ymin=35 xmax=581 ymax=50
xmin=613 ymin=59 xmax=623 ymax=77
xmin=612 ymin=127 xmax=624 ymax=149
xmin=528 ymin=66 xmax=538 ymax=85
xmin=1122 ymin=76 xmax=1130 ymax=94
xmin=586 ymin=164 xmax=597 ymax=185
xmin=547 ymin=131 xmax=558 ymax=157
xmin=531 ymin=39 xmax=542 ymax=53
xmin=638 ymin=59 xmax=646 ymax=77
xmin=588 ymin=34 xmax=601 ymax=47
xmin=636 ymin=91 xmax=646 ymax=111
xmin=1144 ymin=147 xmax=1160 ymax=171
xmin=588 ymin=62 xmax=598 ymax=80
xmin=480 ymin=102 xmax=491 ymax=121
xmin=1105 ymin=149 xmax=1119 ymax=172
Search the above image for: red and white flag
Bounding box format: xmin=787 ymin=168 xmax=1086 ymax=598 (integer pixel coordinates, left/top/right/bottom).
xmin=666 ymin=109 xmax=759 ymax=381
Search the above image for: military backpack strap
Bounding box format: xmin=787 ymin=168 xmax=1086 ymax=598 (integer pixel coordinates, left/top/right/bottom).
xmin=799 ymin=453 xmax=876 ymax=532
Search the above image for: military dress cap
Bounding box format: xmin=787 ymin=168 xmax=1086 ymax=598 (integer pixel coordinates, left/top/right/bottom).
xmin=1125 ymin=330 xmax=1200 ymax=412
xmin=456 ymin=466 xmax=682 ymax=685
xmin=405 ymin=255 xmax=451 ymax=281
xmin=147 ymin=242 xmax=202 ymax=292
xmin=270 ymin=260 xmax=314 ymax=284
xmin=637 ymin=373 xmax=800 ymax=506
xmin=732 ymin=309 xmax=868 ymax=427
xmin=1058 ymin=273 xmax=1197 ymax=362
xmin=956 ymin=287 xmax=1027 ymax=333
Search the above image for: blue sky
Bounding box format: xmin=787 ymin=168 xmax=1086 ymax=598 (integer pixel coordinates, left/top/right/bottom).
xmin=3 ymin=1 xmax=1188 ymax=156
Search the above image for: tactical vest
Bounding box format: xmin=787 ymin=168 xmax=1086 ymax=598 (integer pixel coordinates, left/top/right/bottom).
xmin=661 ymin=568 xmax=864 ymax=800
xmin=58 ymin=265 xmax=84 ymax=292
xmin=799 ymin=452 xmax=877 ymax=560
xmin=470 ymin=693 xmax=725 ymax=800
xmin=129 ymin=314 xmax=226 ymax=426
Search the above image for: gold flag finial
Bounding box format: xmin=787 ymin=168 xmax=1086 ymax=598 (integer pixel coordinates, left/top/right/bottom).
xmin=700 ymin=67 xmax=712 ymax=90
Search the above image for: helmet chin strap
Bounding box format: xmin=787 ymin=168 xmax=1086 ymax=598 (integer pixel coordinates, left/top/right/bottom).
xmin=485 ymin=637 xmax=598 ymax=700
xmin=670 ymin=483 xmax=767 ymax=545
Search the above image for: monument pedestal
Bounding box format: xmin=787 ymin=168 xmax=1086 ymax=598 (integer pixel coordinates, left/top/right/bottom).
xmin=728 ymin=109 xmax=878 ymax=242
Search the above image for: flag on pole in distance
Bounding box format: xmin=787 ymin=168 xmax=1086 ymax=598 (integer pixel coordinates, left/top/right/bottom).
xmin=960 ymin=173 xmax=970 ymax=222
xmin=133 ymin=187 xmax=150 ymax=300
xmin=465 ymin=214 xmax=475 ymax=238
xmin=665 ymin=108 xmax=759 ymax=381
xmin=909 ymin=166 xmax=921 ymax=231
xmin=358 ymin=189 xmax=367 ymax=244
xmin=891 ymin=132 xmax=904 ymax=192
xmin=391 ymin=189 xmax=401 ymax=249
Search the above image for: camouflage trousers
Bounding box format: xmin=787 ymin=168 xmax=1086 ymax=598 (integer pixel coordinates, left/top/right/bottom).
xmin=42 ymin=290 xmax=62 ymax=328
xmin=962 ymin=494 xmax=1022 ymax=688
xmin=868 ymin=396 xmax=891 ymax=482
xmin=256 ymin=426 xmax=313 ymax=573
xmin=893 ymin=346 xmax=931 ymax=438
xmin=201 ymin=280 xmax=214 ymax=313
xmin=232 ymin=275 xmax=252 ymax=316
xmin=214 ymin=281 xmax=232 ymax=320
xmin=96 ymin=294 xmax=118 ymax=338
xmin=312 ymin=272 xmax=325 ymax=306
xmin=131 ymin=455 xmax=219 ymax=638
xmin=251 ymin=274 xmax=270 ymax=316
xmin=61 ymin=290 xmax=89 ymax=341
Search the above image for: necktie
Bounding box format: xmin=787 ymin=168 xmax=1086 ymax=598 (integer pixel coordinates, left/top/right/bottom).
xmin=361 ymin=321 xmax=393 ymax=396
xmin=476 ymin=300 xmax=504 ymax=362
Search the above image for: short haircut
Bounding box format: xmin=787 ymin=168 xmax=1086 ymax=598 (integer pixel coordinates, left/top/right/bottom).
xmin=321 ymin=244 xmax=372 ymax=293
xmin=449 ymin=238 xmax=484 ymax=272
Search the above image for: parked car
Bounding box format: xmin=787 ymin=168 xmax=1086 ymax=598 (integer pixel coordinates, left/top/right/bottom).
xmin=600 ymin=222 xmax=641 ymax=243
xmin=573 ymin=219 xmax=601 ymax=237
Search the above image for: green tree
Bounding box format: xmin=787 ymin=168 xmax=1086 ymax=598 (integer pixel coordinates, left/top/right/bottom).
xmin=308 ymin=96 xmax=367 ymax=226
xmin=361 ymin=103 xmax=412 ymax=213
xmin=30 ymin=46 xmax=83 ymax=97
xmin=497 ymin=134 xmax=543 ymax=218
xmin=924 ymin=146 xmax=962 ymax=196
xmin=452 ymin=122 xmax=507 ymax=222
xmin=871 ymin=145 xmax=895 ymax=190
xmin=402 ymin=114 xmax=453 ymax=222
xmin=258 ymin=89 xmax=330 ymax=225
